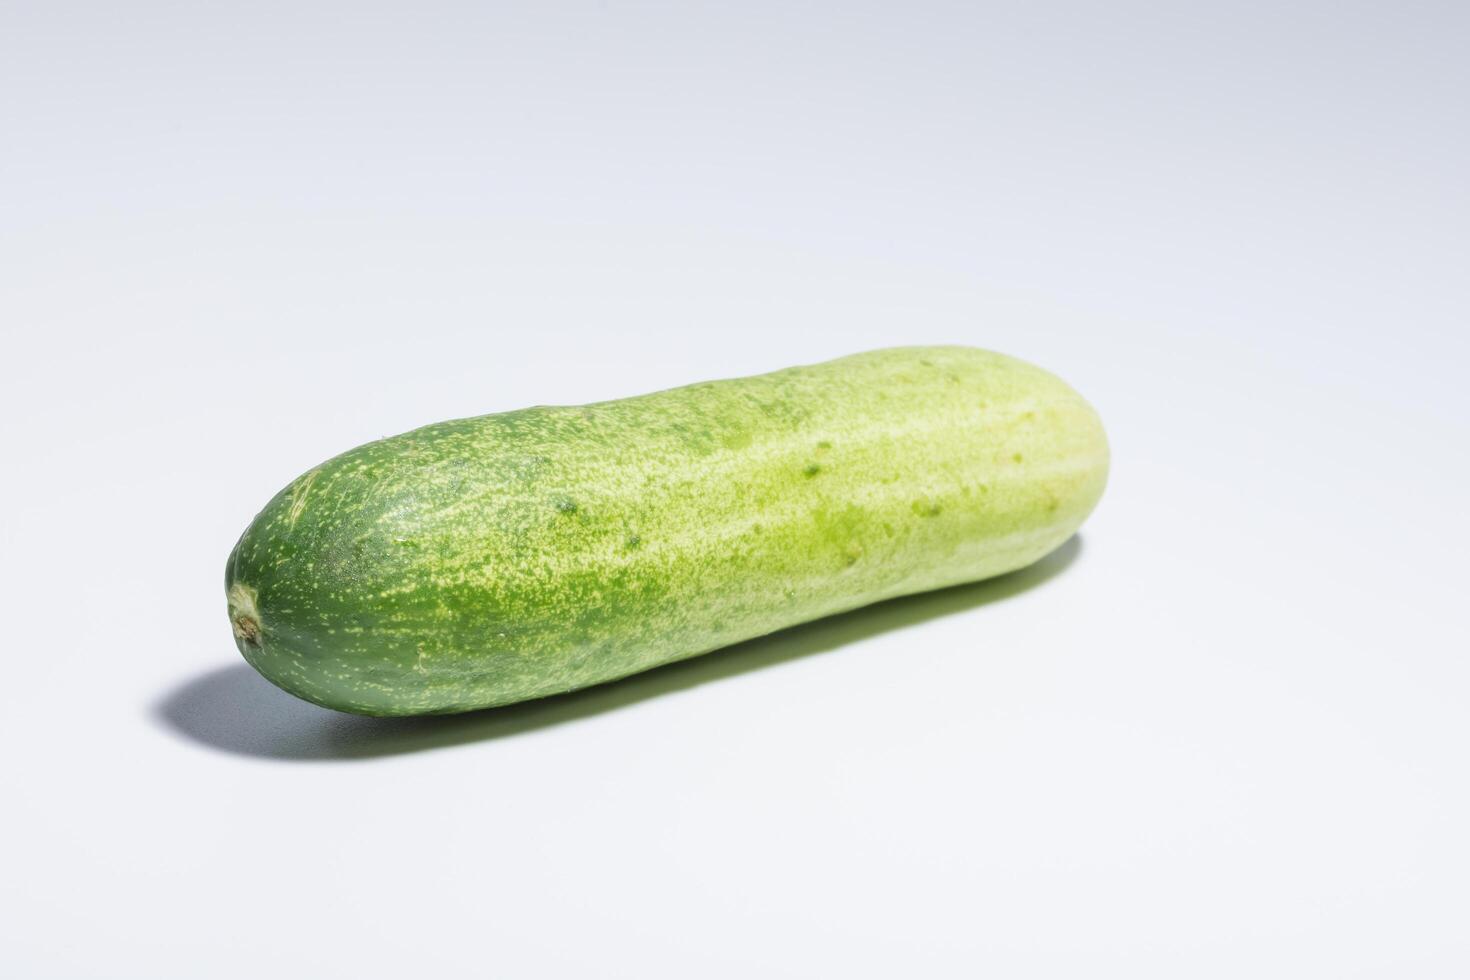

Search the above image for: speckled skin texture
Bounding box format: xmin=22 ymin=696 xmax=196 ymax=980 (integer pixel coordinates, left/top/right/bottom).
xmin=226 ymin=346 xmax=1108 ymax=715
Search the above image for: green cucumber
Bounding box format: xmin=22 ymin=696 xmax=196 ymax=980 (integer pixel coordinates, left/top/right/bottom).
xmin=225 ymin=346 xmax=1108 ymax=716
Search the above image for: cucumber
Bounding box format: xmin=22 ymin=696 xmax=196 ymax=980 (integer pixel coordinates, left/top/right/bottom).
xmin=225 ymin=346 xmax=1108 ymax=716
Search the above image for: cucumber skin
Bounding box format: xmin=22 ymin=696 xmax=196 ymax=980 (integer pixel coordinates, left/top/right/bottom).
xmin=225 ymin=346 xmax=1108 ymax=716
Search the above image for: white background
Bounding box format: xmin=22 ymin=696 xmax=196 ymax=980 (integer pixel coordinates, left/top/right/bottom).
xmin=3 ymin=2 xmax=1467 ymax=977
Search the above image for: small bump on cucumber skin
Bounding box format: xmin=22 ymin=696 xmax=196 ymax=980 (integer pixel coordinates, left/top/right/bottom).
xmin=226 ymin=346 xmax=1108 ymax=716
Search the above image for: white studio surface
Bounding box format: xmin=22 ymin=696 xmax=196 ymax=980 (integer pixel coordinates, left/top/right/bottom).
xmin=2 ymin=3 xmax=1467 ymax=977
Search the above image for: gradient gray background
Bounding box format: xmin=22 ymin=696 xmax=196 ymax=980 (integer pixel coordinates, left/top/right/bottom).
xmin=3 ymin=2 xmax=1467 ymax=976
